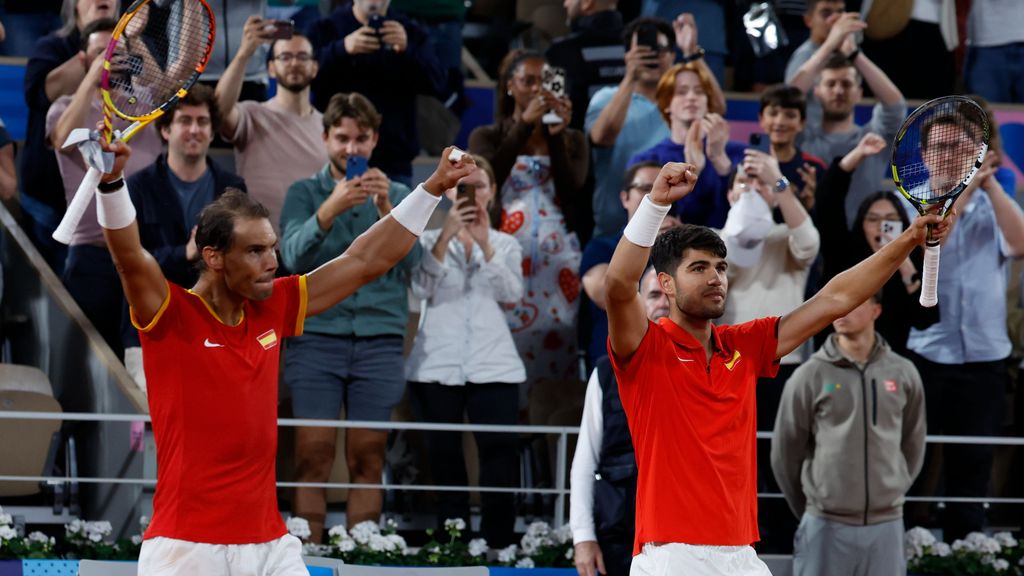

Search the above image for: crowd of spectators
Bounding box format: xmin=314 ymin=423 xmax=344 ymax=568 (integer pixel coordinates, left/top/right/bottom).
xmin=1 ymin=0 xmax=1023 ymax=565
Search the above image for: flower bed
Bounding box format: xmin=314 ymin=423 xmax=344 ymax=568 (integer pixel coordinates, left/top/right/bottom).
xmin=906 ymin=527 xmax=1024 ymax=575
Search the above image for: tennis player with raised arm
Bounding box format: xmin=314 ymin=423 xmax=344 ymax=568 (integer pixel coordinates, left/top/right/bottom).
xmin=603 ymin=161 xmax=952 ymax=575
xmin=94 ymin=138 xmax=474 ymax=576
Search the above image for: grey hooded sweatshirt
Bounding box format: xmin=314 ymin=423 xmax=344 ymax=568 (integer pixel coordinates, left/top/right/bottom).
xmin=771 ymin=333 xmax=926 ymax=526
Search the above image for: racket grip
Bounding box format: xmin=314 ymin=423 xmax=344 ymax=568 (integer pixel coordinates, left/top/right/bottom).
xmin=52 ymin=167 xmax=102 ymax=245
xmin=919 ymin=244 xmax=941 ymax=308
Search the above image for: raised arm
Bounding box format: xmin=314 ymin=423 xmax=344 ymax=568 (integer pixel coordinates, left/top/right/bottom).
xmin=607 ymin=162 xmax=698 ymax=358
xmin=51 ymin=57 xmax=104 ymax=151
xmin=851 ymin=51 xmax=904 ymax=107
xmin=789 ymin=13 xmax=866 ymax=93
xmin=588 ymin=41 xmax=655 ymax=147
xmin=98 ymin=141 xmax=169 ymax=327
xmin=674 ymin=13 xmax=726 ymax=115
xmin=304 ymin=148 xmax=475 ymax=316
xmin=776 ymin=212 xmax=953 ymax=358
xmin=215 ymin=16 xmax=272 ymax=139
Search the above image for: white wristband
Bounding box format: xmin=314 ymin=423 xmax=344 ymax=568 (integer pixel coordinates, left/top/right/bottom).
xmin=623 ymin=195 xmax=670 ymax=247
xmin=390 ymin=184 xmax=442 ymax=236
xmin=96 ymin=181 xmax=137 ymax=230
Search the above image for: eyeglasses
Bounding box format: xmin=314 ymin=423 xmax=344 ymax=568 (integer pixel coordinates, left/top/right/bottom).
xmin=273 ymin=53 xmax=313 ymax=63
xmin=863 ymin=215 xmax=902 ymax=224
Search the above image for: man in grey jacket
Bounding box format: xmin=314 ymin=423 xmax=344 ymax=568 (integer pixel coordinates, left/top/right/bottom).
xmin=771 ymin=291 xmax=926 ymax=575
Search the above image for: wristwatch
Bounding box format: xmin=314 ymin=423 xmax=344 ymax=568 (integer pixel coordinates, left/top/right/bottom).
xmin=774 ymin=176 xmax=790 ymax=193
xmin=681 ymin=46 xmax=705 ymax=64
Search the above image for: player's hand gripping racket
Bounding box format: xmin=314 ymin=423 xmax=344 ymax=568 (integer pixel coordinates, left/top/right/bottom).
xmin=890 ymin=95 xmax=989 ymax=307
xmin=52 ymin=0 xmax=215 ymax=244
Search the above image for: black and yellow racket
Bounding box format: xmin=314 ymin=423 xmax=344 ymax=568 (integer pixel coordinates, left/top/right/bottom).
xmin=53 ymin=0 xmax=215 ymax=244
xmin=891 ymin=95 xmax=989 ymax=307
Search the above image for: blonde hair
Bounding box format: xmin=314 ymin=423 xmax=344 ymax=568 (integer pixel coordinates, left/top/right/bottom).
xmin=655 ymin=63 xmax=724 ymax=125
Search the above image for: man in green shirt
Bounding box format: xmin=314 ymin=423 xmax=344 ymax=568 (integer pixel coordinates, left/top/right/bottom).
xmin=280 ymin=92 xmax=421 ymax=541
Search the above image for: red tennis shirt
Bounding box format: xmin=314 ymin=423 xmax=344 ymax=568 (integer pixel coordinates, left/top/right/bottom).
xmin=609 ymin=315 xmax=780 ymax=554
xmin=134 ymin=275 xmax=307 ymax=544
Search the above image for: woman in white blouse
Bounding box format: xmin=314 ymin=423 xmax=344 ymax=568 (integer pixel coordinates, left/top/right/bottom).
xmin=406 ymin=155 xmax=525 ymax=546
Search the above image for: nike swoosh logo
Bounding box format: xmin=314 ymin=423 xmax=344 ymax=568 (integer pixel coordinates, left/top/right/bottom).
xmin=676 ymin=357 xmax=694 ymax=363
xmin=203 ymin=338 xmax=225 ymax=348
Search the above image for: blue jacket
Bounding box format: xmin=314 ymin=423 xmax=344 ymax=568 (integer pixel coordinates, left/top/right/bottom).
xmin=306 ymin=3 xmax=446 ymax=178
xmin=629 ymin=138 xmax=747 ymax=229
xmin=123 ymin=155 xmax=246 ymax=347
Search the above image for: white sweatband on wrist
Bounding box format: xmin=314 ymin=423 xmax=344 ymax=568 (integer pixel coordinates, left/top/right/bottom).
xmin=96 ymin=182 xmax=137 ymax=230
xmin=391 ymin=184 xmax=442 ymax=236
xmin=623 ymin=195 xmax=671 ymax=247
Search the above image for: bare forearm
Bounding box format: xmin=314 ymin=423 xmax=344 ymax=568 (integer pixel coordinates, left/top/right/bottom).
xmin=45 ymin=58 xmax=86 ymax=103
xmin=0 ymin=147 xmax=14 ymax=201
xmin=790 ymin=47 xmax=831 ymax=93
xmin=777 ymin=190 xmax=809 ymax=229
xmin=987 ymin=187 xmax=1024 ymax=255
xmin=53 ymin=87 xmax=96 ymax=149
xmin=854 ymin=53 xmax=903 ymax=105
xmin=606 ymin=239 xmax=649 ymax=304
xmin=215 ymin=50 xmax=253 ymax=137
xmin=589 ymin=81 xmax=634 ymax=147
xmin=431 ymin=232 xmax=452 ymax=262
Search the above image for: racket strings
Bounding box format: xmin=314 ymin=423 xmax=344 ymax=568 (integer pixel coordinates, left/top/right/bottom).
xmin=893 ymin=99 xmax=988 ymax=204
xmin=106 ymin=1 xmax=212 ymax=119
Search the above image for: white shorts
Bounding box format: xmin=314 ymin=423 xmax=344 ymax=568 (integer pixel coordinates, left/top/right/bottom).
xmin=630 ymin=542 xmax=773 ymax=576
xmin=137 ymin=534 xmax=308 ymax=576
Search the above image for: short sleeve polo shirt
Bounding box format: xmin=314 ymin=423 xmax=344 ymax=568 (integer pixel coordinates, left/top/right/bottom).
xmin=609 ymin=316 xmax=780 ymax=553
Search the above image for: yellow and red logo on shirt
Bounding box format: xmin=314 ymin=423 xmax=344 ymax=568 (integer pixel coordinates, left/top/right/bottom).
xmin=257 ymin=329 xmax=278 ymax=350
xmin=724 ymin=350 xmax=741 ymax=371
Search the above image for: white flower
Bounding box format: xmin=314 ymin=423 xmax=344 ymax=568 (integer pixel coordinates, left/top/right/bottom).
xmin=302 ymin=543 xmax=334 ymax=557
xmin=131 ymin=535 xmax=142 ymax=546
xmin=385 ymin=517 xmax=398 ymax=531
xmin=350 ymin=521 xmax=380 ymax=544
xmin=0 ymin=526 xmax=17 ymax=541
xmin=327 ymin=525 xmax=349 ymax=540
xmin=932 ymin=542 xmax=951 ymax=557
xmin=337 ymin=538 xmax=356 ymax=553
xmin=525 ymin=521 xmax=551 ymax=539
xmin=520 ymin=534 xmax=541 ymax=555
xmin=0 ymin=513 xmax=12 ymax=526
xmin=994 ymin=559 xmax=1010 ymax=572
xmin=88 ymin=532 xmax=103 ymax=543
xmin=86 ymin=521 xmax=112 ymax=540
xmin=286 ymin=517 xmax=312 ymax=540
xmin=565 ymin=547 xmax=574 ymax=560
xmin=468 ymin=538 xmax=488 ymax=557
xmin=444 ymin=518 xmax=467 ymax=532
xmin=27 ymin=531 xmax=49 ymax=544
xmin=65 ymin=519 xmax=85 ymax=535
xmin=497 ymin=544 xmax=518 ymax=563
xmin=385 ymin=533 xmax=407 ymax=552
xmin=964 ymin=532 xmax=1001 ymax=555
xmin=515 ymin=557 xmax=535 ymax=569
xmin=993 ymin=532 xmax=1018 ymax=548
xmin=368 ymin=533 xmax=392 ymax=552
xmin=554 ymin=523 xmax=573 ymax=545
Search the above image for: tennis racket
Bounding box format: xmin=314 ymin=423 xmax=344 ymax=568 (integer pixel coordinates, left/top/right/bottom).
xmin=890 ymin=95 xmax=989 ymax=307
xmin=52 ymin=0 xmax=215 ymax=244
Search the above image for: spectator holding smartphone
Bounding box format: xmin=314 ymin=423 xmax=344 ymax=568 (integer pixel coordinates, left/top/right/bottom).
xmin=306 ymin=0 xmax=445 ymax=187
xmin=755 ymin=85 xmax=826 ymax=211
xmin=468 ymin=49 xmax=588 ymax=412
xmin=216 ymin=16 xmax=327 ymax=239
xmin=280 ymin=92 xmax=420 ymax=542
xmin=405 ymin=155 xmax=524 ymax=547
xmin=815 ymin=132 xmax=936 ymax=357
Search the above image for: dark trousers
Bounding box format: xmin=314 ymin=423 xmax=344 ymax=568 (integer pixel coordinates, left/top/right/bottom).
xmin=908 ymin=352 xmax=1007 ymax=541
xmin=597 ymin=534 xmax=633 ymax=576
xmin=409 ymin=381 xmax=520 ymax=547
xmin=62 ymin=245 xmax=124 ymax=358
xmin=862 ymin=19 xmax=955 ymax=100
xmin=757 ymin=363 xmax=799 ymax=553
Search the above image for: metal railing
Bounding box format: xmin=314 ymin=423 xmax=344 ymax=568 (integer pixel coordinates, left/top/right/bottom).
xmin=4 ymin=411 xmax=1024 ymax=526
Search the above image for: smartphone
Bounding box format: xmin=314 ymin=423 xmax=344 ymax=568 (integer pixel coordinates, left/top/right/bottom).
xmin=880 ymin=220 xmax=903 ymax=245
xmin=267 ymin=19 xmax=294 ymax=40
xmin=541 ymin=66 xmax=567 ymax=125
xmin=635 ymin=24 xmax=661 ymax=69
xmin=346 ymin=156 xmax=368 ymax=180
xmin=748 ymin=133 xmax=771 ymax=154
xmin=456 ymin=183 xmax=476 ymax=210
